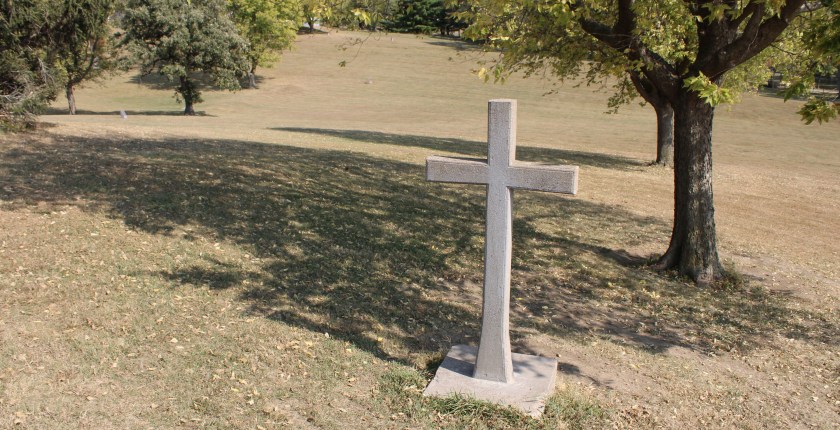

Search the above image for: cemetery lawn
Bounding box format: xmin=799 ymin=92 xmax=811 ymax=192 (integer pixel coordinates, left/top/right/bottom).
xmin=1 ymin=32 xmax=839 ymax=429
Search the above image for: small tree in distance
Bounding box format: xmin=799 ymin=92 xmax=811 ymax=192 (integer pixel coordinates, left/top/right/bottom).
xmin=387 ymin=0 xmax=465 ymax=35
xmin=55 ymin=0 xmax=118 ymax=115
xmin=121 ymin=0 xmax=248 ymax=115
xmin=228 ymin=0 xmax=302 ymax=89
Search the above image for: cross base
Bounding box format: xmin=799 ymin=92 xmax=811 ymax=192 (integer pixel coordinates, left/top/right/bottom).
xmin=423 ymin=345 xmax=558 ymax=418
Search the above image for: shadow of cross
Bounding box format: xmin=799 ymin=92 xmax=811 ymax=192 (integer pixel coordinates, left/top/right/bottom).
xmin=426 ymin=100 xmax=579 ymax=383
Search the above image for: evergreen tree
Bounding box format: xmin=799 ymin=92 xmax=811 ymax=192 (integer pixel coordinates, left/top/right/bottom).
xmin=387 ymin=0 xmax=464 ymax=35
xmin=1 ymin=0 xmax=63 ymax=129
xmin=55 ymin=0 xmax=118 ymax=114
xmin=121 ymin=0 xmax=248 ymax=115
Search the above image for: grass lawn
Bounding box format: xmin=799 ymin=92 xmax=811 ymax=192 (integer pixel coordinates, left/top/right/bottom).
xmin=1 ymin=31 xmax=839 ymax=429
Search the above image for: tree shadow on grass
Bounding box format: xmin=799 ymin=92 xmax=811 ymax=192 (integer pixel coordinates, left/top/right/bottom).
xmin=125 ymin=70 xmax=271 ymax=92
xmin=42 ymin=107 xmax=215 ymax=117
xmin=273 ymin=127 xmax=646 ymax=171
xmin=423 ymin=35 xmax=482 ymax=51
xmin=0 ymin=132 xmax=835 ymax=365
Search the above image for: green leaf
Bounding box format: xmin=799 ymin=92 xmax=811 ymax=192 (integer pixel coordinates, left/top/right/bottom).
xmin=683 ymin=73 xmax=735 ymax=106
xmin=781 ymin=81 xmax=810 ymax=101
xmin=798 ymin=98 xmax=840 ymax=125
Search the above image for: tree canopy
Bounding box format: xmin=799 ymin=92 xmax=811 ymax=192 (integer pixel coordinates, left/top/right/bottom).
xmin=1 ymin=0 xmax=59 ymax=129
xmin=121 ymin=0 xmax=249 ymax=115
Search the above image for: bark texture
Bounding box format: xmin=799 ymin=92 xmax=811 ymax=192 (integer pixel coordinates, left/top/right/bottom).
xmin=654 ymin=102 xmax=675 ymax=167
xmin=180 ymin=76 xmax=196 ymax=115
xmin=630 ymin=73 xmax=674 ymax=167
xmin=656 ymin=91 xmax=724 ymax=285
xmin=248 ymin=68 xmax=257 ymax=89
xmin=66 ymin=84 xmax=76 ymax=115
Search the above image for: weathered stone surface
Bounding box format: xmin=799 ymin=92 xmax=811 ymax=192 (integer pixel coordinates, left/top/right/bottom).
xmin=423 ymin=345 xmax=558 ymax=418
xmin=423 ymin=100 xmax=578 ymax=417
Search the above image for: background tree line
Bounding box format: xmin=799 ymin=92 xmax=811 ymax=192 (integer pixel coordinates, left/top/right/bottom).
xmin=1 ymin=0 xmax=302 ymax=125
xmin=0 ymin=0 xmax=472 ymax=127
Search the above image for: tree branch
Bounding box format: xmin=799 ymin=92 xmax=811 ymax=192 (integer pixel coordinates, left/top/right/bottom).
xmin=615 ymin=0 xmax=636 ymax=35
xmin=578 ymin=3 xmax=681 ymax=104
xmin=579 ymin=18 xmax=628 ymax=51
xmin=702 ymin=0 xmax=807 ymax=78
xmin=731 ymin=1 xmax=763 ymax=27
xmin=629 ymin=71 xmax=662 ymax=106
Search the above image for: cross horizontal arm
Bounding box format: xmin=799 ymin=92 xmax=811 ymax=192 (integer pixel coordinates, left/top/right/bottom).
xmin=508 ymin=162 xmax=578 ymax=195
xmin=426 ymin=156 xmax=489 ymax=185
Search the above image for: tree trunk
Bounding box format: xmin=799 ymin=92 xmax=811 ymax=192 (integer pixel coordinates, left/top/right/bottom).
xmin=654 ymin=102 xmax=675 ymax=166
xmin=656 ymin=91 xmax=724 ymax=286
xmin=248 ymin=66 xmax=257 ymax=89
xmin=180 ymin=76 xmax=196 ymax=116
xmin=66 ymin=83 xmax=76 ymax=115
xmin=836 ymin=69 xmax=840 ymax=99
xmin=629 ymin=74 xmax=674 ymax=167
xmin=184 ymin=98 xmax=195 ymax=115
xmin=308 ymin=18 xmax=316 ymax=33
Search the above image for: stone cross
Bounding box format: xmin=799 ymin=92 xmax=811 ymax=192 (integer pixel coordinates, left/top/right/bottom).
xmin=426 ymin=99 xmax=578 ymax=384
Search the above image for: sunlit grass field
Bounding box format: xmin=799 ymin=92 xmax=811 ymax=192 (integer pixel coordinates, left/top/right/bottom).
xmin=1 ymin=31 xmax=838 ymax=429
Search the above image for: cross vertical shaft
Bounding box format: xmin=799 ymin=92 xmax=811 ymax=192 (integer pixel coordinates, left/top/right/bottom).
xmin=474 ymin=100 xmax=516 ymax=382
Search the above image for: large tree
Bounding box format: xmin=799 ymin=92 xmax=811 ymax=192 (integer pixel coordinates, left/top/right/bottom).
xmin=466 ymin=0 xmax=832 ymax=285
xmin=228 ymin=0 xmax=302 ymax=89
xmin=121 ymin=0 xmax=248 ymax=115
xmin=54 ymin=0 xmax=117 ymax=115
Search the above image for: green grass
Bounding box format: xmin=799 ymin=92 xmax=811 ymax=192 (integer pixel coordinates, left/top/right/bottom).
xmin=376 ymin=367 xmax=610 ymax=429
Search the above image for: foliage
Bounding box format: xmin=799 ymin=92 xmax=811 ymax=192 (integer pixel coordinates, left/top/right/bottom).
xmin=683 ymin=73 xmax=736 ymax=107
xmin=302 ymin=0 xmax=396 ymax=30
xmin=55 ymin=0 xmax=119 ymax=114
xmin=1 ymin=0 xmax=119 ymax=125
xmin=121 ymin=0 xmax=248 ymax=114
xmin=792 ymin=0 xmax=840 ymax=123
xmin=0 ymin=0 xmax=62 ymax=129
xmin=385 ymin=0 xmax=466 ymax=35
xmin=228 ymin=0 xmax=302 ymax=87
xmin=797 ymin=96 xmax=839 ymax=123
xmin=300 ymin=0 xmax=326 ymax=32
xmin=465 ymin=1 xmax=790 ymax=112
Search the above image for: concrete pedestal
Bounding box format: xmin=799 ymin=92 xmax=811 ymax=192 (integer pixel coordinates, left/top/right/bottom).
xmin=423 ymin=345 xmax=558 ymax=418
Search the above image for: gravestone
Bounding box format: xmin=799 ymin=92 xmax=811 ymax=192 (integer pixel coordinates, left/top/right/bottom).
xmin=422 ymin=99 xmax=579 ymax=417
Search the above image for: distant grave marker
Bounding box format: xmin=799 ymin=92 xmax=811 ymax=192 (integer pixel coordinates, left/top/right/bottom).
xmin=423 ymin=99 xmax=579 ymax=417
